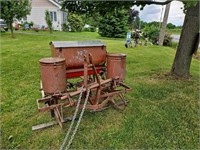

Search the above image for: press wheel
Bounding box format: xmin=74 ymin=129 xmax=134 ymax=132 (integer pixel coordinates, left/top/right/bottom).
xmin=110 ymin=93 xmax=127 ymax=110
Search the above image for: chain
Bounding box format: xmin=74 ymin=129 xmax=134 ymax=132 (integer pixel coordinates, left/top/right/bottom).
xmin=59 ymin=86 xmax=84 ymax=150
xmin=65 ymin=88 xmax=90 ymax=150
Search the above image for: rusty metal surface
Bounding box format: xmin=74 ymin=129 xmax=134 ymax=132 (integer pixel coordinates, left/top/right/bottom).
xmin=50 ymin=41 xmax=107 ymax=69
xmin=106 ymin=53 xmax=126 ymax=81
xmin=40 ymin=57 xmax=66 ymax=94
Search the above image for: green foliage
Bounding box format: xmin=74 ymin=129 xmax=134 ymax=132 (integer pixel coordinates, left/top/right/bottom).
xmin=166 ymin=28 xmax=182 ymax=35
xmin=90 ymin=26 xmax=96 ymax=32
xmin=45 ymin=10 xmax=53 ymax=34
xmin=62 ymin=0 xmax=198 ymax=17
xmin=67 ymin=13 xmax=84 ymax=32
xmin=181 ymin=0 xmax=198 ymax=13
xmin=143 ymin=25 xmax=173 ymax=46
xmin=29 ymin=21 xmax=34 ymax=27
xmin=143 ymin=25 xmax=160 ymax=44
xmin=140 ymin=21 xmax=148 ymax=29
xmin=62 ymin=22 xmax=69 ymax=32
xmin=98 ymin=10 xmax=128 ymax=38
xmin=141 ymin=21 xmax=180 ymax=35
xmin=21 ymin=21 xmax=34 ymax=29
xmin=83 ymin=27 xmax=90 ymax=32
xmin=0 ymin=0 xmax=31 ymax=23
xmin=171 ymin=41 xmax=179 ymax=49
xmin=147 ymin=21 xmax=160 ymax=27
xmin=62 ymin=1 xmax=138 ymax=16
xmin=0 ymin=0 xmax=31 ymax=37
xmin=184 ymin=0 xmax=198 ymax=8
xmin=83 ymin=13 xmax=101 ymax=28
xmin=167 ymin=23 xmax=176 ymax=29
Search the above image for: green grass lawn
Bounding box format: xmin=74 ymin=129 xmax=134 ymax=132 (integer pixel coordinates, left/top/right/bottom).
xmin=1 ymin=31 xmax=199 ymax=149
xmin=166 ymin=28 xmax=182 ymax=35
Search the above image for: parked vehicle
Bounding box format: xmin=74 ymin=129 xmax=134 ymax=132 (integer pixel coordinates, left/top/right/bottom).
xmin=0 ymin=19 xmax=8 ymax=32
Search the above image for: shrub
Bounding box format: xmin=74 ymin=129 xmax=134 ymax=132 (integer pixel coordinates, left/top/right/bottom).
xmin=143 ymin=25 xmax=173 ymax=46
xmin=171 ymin=41 xmax=178 ymax=49
xmin=90 ymin=26 xmax=96 ymax=32
xmin=143 ymin=25 xmax=159 ymax=44
xmin=67 ymin=13 xmax=84 ymax=32
xmin=45 ymin=10 xmax=53 ymax=33
xmin=20 ymin=21 xmax=34 ymax=29
xmin=29 ymin=21 xmax=34 ymax=27
xmin=62 ymin=22 xmax=69 ymax=32
xmin=98 ymin=10 xmax=128 ymax=38
xmin=83 ymin=27 xmax=90 ymax=32
xmin=163 ymin=33 xmax=173 ymax=46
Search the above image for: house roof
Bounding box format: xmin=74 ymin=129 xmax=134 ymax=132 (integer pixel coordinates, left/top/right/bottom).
xmin=49 ymin=0 xmax=62 ymax=9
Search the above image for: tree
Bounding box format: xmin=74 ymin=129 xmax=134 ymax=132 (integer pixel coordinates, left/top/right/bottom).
xmin=45 ymin=10 xmax=53 ymax=34
xmin=83 ymin=13 xmax=100 ymax=30
xmin=133 ymin=16 xmax=141 ymax=30
xmin=0 ymin=0 xmax=31 ymax=38
xmin=128 ymin=9 xmax=139 ymax=31
xmin=67 ymin=13 xmax=84 ymax=32
xmin=62 ymin=0 xmax=199 ymax=78
xmin=143 ymin=25 xmax=160 ymax=44
xmin=98 ymin=10 xmax=128 ymax=38
xmin=140 ymin=21 xmax=148 ymax=29
xmin=171 ymin=2 xmax=199 ymax=78
xmin=147 ymin=21 xmax=160 ymax=27
xmin=167 ymin=23 xmax=176 ymax=29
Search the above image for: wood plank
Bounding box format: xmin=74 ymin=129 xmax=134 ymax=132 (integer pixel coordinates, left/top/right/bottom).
xmin=32 ymin=121 xmax=57 ymax=131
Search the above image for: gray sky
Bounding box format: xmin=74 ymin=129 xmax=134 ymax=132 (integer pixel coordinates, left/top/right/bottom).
xmin=134 ymin=1 xmax=185 ymax=26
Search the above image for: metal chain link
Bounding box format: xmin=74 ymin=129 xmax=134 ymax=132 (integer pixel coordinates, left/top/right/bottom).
xmin=59 ymin=86 xmax=84 ymax=150
xmin=65 ymin=88 xmax=90 ymax=150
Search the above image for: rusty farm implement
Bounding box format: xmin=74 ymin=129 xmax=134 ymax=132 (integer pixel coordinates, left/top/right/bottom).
xmin=32 ymin=41 xmax=131 ymax=147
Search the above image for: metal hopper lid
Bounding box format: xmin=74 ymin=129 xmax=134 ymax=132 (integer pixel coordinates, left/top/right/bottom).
xmin=107 ymin=53 xmax=126 ymax=57
xmin=50 ymin=41 xmax=106 ymax=48
xmin=39 ymin=57 xmax=65 ymax=64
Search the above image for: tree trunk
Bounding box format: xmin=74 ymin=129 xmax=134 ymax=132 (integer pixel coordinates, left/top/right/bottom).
xmin=171 ymin=2 xmax=199 ymax=78
xmin=130 ymin=21 xmax=133 ymax=31
xmin=9 ymin=21 xmax=14 ymax=38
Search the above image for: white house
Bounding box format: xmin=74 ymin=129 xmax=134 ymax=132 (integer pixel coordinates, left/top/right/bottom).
xmin=27 ymin=0 xmax=67 ymax=30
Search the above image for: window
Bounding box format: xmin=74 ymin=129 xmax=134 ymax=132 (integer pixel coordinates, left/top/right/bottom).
xmin=49 ymin=11 xmax=57 ymax=22
xmin=54 ymin=12 xmax=57 ymax=21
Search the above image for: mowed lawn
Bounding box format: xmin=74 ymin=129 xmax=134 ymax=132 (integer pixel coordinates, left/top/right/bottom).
xmin=1 ymin=31 xmax=199 ymax=149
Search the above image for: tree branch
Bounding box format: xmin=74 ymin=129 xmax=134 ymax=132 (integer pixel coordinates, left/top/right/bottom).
xmin=138 ymin=0 xmax=173 ymax=5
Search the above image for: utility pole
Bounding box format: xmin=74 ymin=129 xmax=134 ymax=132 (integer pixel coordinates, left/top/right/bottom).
xmin=158 ymin=2 xmax=171 ymax=46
